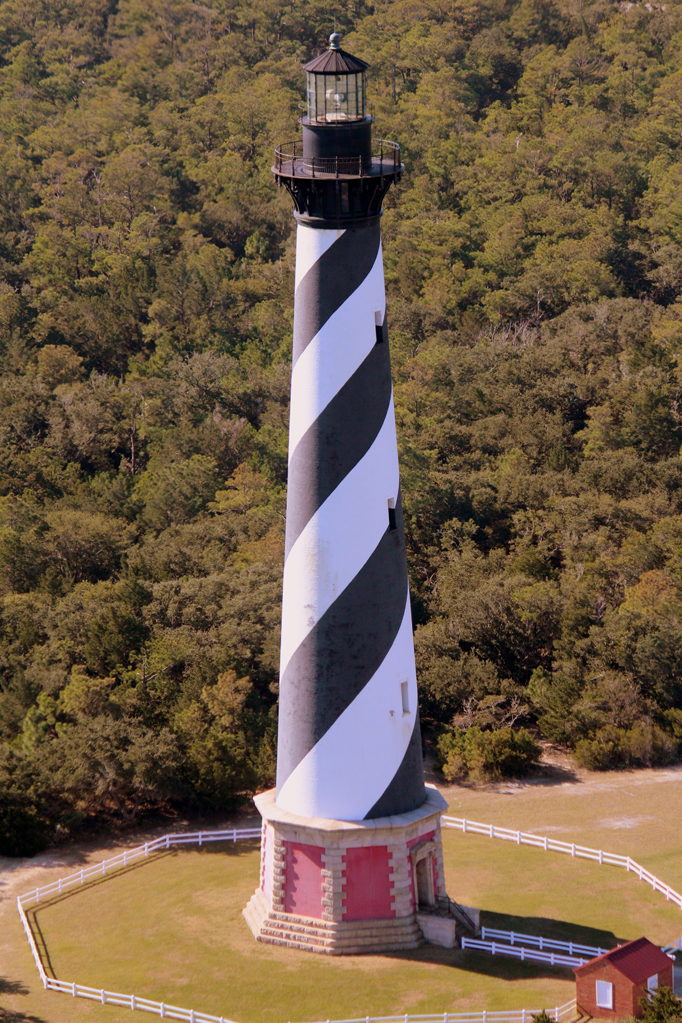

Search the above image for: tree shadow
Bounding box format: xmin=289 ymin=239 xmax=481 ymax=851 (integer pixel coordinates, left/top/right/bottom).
xmin=518 ymin=762 xmax=581 ymax=787
xmin=0 ymin=1010 xmax=49 ymax=1022
xmin=192 ymin=838 xmax=260 ymax=857
xmin=27 ymin=838 xmax=259 ymax=915
xmin=0 ymin=978 xmax=48 ymax=1023
xmin=0 ymin=981 xmax=27 ymax=997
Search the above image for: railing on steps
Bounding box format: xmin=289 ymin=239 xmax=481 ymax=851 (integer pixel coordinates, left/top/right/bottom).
xmin=437 ymin=895 xmax=479 ymax=935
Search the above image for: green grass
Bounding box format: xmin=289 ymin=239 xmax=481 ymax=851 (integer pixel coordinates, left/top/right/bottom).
xmin=31 ymin=838 xmax=580 ymax=1023
xmin=4 ymin=766 xmax=682 ymax=1023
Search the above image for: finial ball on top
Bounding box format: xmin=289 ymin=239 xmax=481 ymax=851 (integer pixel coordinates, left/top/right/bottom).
xmin=329 ymin=32 xmax=341 ymax=49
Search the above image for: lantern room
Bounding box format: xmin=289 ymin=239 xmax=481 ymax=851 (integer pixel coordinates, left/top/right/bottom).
xmin=299 ymin=33 xmax=372 ymax=169
xmin=304 ymin=33 xmax=368 ymax=123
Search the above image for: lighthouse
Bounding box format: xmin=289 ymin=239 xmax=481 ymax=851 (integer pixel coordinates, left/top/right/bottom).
xmin=244 ymin=33 xmax=449 ymax=954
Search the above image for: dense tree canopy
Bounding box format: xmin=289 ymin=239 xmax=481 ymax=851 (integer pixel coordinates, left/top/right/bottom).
xmin=1 ymin=0 xmax=681 ymax=851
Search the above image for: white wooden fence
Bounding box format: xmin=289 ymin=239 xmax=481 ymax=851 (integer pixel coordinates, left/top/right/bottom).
xmin=442 ymin=817 xmax=682 ymax=910
xmin=481 ymin=928 xmax=608 ymax=960
xmin=17 ymin=827 xmax=261 ymax=908
xmin=17 ymin=828 xmax=260 ymax=1023
xmin=16 ymin=815 xmax=682 ymax=1023
xmin=461 ymin=937 xmax=587 ymax=969
xmin=296 ymin=1006 xmax=578 ymax=1023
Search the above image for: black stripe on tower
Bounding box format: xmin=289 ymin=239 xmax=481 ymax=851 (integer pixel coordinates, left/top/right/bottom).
xmin=278 ymin=221 xmax=426 ymax=819
xmin=292 ymin=224 xmax=381 ymax=363
xmin=285 ymin=335 xmax=392 ymax=556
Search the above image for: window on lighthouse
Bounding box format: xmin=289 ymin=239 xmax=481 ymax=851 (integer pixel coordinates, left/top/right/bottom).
xmin=307 ymin=70 xmax=366 ymax=123
xmin=401 ymin=681 xmax=410 ymax=714
xmin=387 ymin=499 xmax=397 ymax=531
xmin=374 ymin=310 xmax=384 ymax=344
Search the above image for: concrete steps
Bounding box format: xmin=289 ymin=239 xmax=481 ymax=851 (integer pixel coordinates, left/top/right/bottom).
xmin=243 ymin=889 xmax=424 ymax=955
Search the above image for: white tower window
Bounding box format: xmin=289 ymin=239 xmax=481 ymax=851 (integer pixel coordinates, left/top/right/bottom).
xmin=374 ymin=309 xmax=384 ymax=344
xmin=401 ymin=681 xmax=409 ymax=714
xmin=387 ymin=497 xmax=397 ymax=531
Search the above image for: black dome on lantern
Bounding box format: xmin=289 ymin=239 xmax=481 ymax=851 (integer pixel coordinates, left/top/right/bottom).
xmin=303 ymin=42 xmax=369 ymax=74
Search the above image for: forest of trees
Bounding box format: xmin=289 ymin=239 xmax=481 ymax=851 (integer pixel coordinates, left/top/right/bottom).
xmin=0 ymin=0 xmax=681 ymax=854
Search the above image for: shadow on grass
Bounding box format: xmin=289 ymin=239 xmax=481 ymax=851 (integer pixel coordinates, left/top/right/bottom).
xmin=386 ymin=944 xmax=577 ymax=982
xmin=0 ymin=980 xmax=28 ymax=996
xmin=187 ymin=838 xmax=260 ymax=857
xmin=489 ymin=763 xmax=580 ymax=790
xmin=434 ymin=762 xmax=580 ymax=795
xmin=27 ymin=838 xmax=262 ymax=981
xmin=24 ymin=912 xmax=56 ymax=981
xmin=0 ymin=1009 xmax=48 ymax=1023
xmin=481 ymin=910 xmax=623 ymax=950
xmin=0 ymin=977 xmax=48 ymax=1023
xmin=29 ymin=839 xmax=260 ymax=913
xmin=381 ymin=910 xmax=621 ymax=981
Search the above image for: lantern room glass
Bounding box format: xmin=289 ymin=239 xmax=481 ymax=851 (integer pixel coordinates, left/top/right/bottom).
xmin=306 ymin=70 xmax=366 ymax=123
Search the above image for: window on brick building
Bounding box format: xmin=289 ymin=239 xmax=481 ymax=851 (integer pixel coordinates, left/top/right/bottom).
xmin=596 ymin=981 xmax=614 ymax=1009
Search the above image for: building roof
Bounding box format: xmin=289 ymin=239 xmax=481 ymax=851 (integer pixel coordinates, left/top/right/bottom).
xmin=303 ymin=36 xmax=369 ymax=74
xmin=575 ymin=937 xmax=672 ymax=982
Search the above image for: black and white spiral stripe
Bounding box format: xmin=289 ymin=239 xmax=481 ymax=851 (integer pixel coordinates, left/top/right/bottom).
xmin=276 ymin=219 xmax=425 ymax=822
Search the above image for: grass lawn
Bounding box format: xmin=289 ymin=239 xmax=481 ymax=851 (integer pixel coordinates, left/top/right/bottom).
xmin=4 ymin=764 xmax=682 ymax=1023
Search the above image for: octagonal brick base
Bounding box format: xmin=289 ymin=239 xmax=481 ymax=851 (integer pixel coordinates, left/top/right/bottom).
xmin=243 ymin=785 xmax=447 ymax=954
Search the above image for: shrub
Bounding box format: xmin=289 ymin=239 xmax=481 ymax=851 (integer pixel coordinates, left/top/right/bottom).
xmin=574 ymin=726 xmax=628 ymax=770
xmin=639 ymin=987 xmax=682 ymax=1023
xmin=437 ymin=726 xmax=541 ymax=783
xmin=622 ymin=721 xmax=678 ymax=767
xmin=574 ymin=721 xmax=678 ymax=771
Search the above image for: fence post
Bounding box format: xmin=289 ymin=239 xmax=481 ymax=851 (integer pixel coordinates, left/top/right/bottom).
xmin=72 ymin=983 xmax=76 ymax=997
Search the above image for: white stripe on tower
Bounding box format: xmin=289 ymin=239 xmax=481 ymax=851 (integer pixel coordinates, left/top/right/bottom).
xmin=276 ymin=219 xmax=425 ymax=822
xmin=288 ymin=245 xmax=385 ymax=454
xmin=280 ymin=400 xmax=398 ymax=673
xmin=278 ymin=594 xmax=418 ymax=819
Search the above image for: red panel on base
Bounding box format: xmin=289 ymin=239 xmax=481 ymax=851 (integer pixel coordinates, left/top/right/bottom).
xmin=343 ymin=845 xmax=393 ymax=921
xmin=283 ymin=841 xmax=324 ymax=918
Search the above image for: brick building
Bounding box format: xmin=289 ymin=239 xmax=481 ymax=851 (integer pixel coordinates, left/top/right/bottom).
xmin=574 ymin=937 xmax=674 ymax=1018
